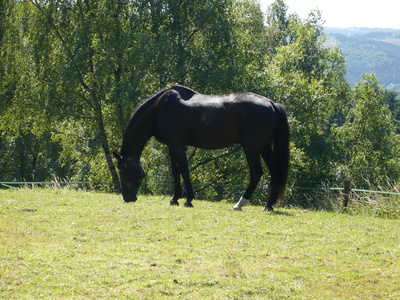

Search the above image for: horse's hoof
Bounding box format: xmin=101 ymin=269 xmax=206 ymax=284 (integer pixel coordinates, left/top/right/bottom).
xmin=233 ymin=197 xmax=249 ymax=211
xmin=183 ymin=202 xmax=194 ymax=208
xmin=170 ymin=200 xmax=179 ymax=206
xmin=262 ymin=205 xmax=273 ymax=211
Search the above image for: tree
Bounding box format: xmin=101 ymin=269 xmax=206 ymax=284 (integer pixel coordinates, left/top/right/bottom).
xmin=18 ymin=0 xmax=168 ymax=190
xmin=263 ymin=1 xmax=350 ymax=187
xmin=382 ymin=89 xmax=400 ymax=133
xmin=334 ymin=74 xmax=400 ymax=187
xmin=1 ymin=0 xmax=270 ymax=193
xmin=0 ymin=0 xmax=63 ymax=181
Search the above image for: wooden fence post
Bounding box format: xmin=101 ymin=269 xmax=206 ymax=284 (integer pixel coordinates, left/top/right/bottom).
xmin=343 ymin=180 xmax=351 ymax=211
xmin=216 ymin=182 xmax=224 ymax=201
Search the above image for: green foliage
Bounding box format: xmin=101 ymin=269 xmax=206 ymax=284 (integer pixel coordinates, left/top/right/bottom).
xmin=263 ymin=4 xmax=351 ymax=188
xmin=347 ymin=191 xmax=400 ymax=220
xmin=1 ymin=0 xmax=400 ymax=209
xmin=333 ymin=74 xmax=400 ymax=187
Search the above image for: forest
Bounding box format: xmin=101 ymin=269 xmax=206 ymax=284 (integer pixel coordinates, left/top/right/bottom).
xmin=325 ymin=28 xmax=400 ymax=89
xmin=1 ymin=0 xmax=400 ymax=207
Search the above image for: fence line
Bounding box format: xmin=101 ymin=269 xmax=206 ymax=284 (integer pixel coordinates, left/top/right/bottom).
xmin=0 ymin=181 xmax=111 ymax=189
xmin=2 ymin=180 xmax=400 ymax=211
xmin=2 ymin=180 xmax=400 ymax=196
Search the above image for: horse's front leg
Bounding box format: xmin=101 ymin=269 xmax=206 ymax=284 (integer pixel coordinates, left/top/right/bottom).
xmin=168 ymin=146 xmax=194 ymax=207
xmin=169 ymin=145 xmax=194 ymax=207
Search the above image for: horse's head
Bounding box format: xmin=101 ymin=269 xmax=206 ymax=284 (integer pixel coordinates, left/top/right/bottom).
xmin=113 ymin=152 xmax=145 ymax=202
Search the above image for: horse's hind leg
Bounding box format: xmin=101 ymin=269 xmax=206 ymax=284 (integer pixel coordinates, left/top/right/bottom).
xmin=261 ymin=147 xmax=276 ymax=211
xmin=234 ymin=150 xmax=263 ymax=210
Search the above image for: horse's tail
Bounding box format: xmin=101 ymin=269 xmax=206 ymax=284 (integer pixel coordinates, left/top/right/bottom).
xmin=268 ymin=103 xmax=290 ymax=208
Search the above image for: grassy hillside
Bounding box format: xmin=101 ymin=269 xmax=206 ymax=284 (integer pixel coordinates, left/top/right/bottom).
xmin=1 ymin=189 xmax=399 ymax=299
xmin=325 ymin=28 xmax=400 ymax=90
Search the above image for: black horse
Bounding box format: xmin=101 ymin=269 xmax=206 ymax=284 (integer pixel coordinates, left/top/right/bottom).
xmin=113 ymin=85 xmax=289 ymax=211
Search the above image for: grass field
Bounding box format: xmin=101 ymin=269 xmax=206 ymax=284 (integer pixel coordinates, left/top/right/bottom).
xmin=1 ymin=189 xmax=399 ymax=299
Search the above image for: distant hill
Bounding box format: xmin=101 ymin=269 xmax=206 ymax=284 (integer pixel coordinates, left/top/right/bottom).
xmin=325 ymin=28 xmax=400 ymax=91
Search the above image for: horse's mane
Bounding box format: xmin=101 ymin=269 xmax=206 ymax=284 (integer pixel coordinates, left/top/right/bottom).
xmin=129 ymin=85 xmax=197 ymax=122
xmin=121 ymin=85 xmax=198 ymax=156
xmin=120 ymin=89 xmax=167 ymax=155
xmin=129 ymin=89 xmax=168 ymax=122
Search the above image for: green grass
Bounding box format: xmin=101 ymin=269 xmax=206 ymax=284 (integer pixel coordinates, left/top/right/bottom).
xmin=1 ymin=189 xmax=399 ymax=299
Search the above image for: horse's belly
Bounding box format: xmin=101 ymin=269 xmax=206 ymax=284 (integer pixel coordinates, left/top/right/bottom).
xmin=186 ymin=128 xmax=239 ymax=149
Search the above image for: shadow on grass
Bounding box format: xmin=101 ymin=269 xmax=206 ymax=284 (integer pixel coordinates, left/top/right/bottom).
xmin=269 ymin=210 xmax=295 ymax=217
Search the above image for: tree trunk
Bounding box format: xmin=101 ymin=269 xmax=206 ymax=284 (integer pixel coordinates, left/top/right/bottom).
xmin=95 ymin=100 xmax=121 ymax=193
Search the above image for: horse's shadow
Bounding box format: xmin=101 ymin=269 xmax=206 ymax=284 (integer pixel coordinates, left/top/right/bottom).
xmin=268 ymin=210 xmax=294 ymax=217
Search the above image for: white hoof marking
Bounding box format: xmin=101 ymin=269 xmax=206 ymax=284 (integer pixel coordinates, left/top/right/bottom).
xmin=233 ymin=197 xmax=249 ymax=211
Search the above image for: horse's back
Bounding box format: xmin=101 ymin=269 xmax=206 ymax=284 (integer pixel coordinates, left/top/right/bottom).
xmin=229 ymin=93 xmax=278 ymax=147
xmin=168 ymin=85 xmax=275 ymax=113
xmin=154 ymin=90 xmax=279 ymax=149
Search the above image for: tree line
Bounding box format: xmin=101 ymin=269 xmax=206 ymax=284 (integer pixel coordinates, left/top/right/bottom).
xmin=1 ymin=0 xmax=399 ymax=206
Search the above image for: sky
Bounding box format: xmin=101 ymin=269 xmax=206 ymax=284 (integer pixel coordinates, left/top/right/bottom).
xmin=259 ymin=0 xmax=400 ymax=29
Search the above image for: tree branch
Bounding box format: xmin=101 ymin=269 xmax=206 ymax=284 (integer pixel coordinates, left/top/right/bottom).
xmin=191 ymin=146 xmax=241 ymax=171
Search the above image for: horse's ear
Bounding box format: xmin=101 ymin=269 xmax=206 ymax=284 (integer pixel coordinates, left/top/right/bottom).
xmin=112 ymin=152 xmax=122 ymax=161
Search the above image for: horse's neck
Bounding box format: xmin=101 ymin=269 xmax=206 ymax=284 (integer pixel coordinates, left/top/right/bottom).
xmin=121 ymin=108 xmax=155 ymax=159
xmin=121 ymin=136 xmax=149 ymax=160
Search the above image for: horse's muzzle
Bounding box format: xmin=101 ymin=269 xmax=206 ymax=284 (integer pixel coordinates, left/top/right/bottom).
xmin=123 ymin=194 xmax=137 ymax=203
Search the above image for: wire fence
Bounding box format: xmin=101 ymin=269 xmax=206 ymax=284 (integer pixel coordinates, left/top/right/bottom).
xmin=0 ymin=181 xmax=112 ymax=188
xmin=2 ymin=180 xmax=400 ymax=196
xmin=2 ymin=180 xmax=398 ymax=219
